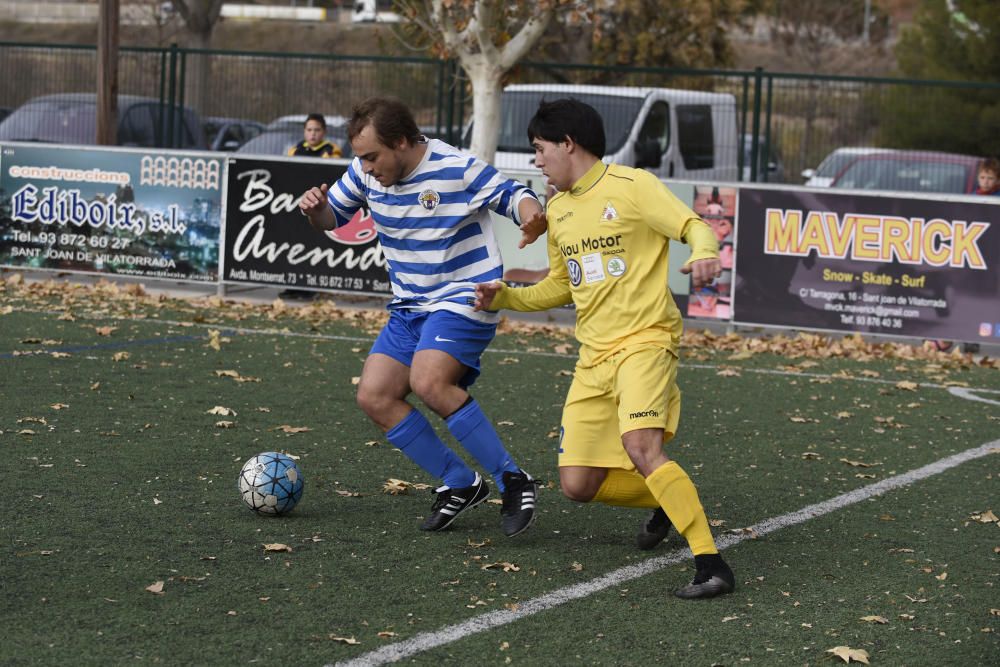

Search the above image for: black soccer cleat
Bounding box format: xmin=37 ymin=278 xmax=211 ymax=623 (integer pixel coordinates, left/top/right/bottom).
xmin=674 ymin=553 xmax=735 ymax=600
xmin=636 ymin=507 xmax=673 ymax=550
xmin=419 ymin=472 xmax=490 ymax=532
xmin=500 ymin=470 xmax=540 ymax=537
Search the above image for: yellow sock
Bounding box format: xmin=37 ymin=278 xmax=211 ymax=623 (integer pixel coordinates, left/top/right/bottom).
xmin=592 ymin=468 xmax=660 ymax=509
xmin=645 ymin=461 xmax=718 ymax=555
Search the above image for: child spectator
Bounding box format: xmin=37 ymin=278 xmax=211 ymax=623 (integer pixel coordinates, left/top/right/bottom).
xmin=972 ymin=157 xmax=1000 ymax=196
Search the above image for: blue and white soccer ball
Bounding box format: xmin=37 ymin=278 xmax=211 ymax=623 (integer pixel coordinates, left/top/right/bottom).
xmin=238 ymin=452 xmax=304 ymax=516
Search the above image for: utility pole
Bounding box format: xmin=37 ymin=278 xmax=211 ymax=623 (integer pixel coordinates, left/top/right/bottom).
xmin=97 ymin=0 xmax=119 ymax=145
xmin=862 ymin=0 xmax=871 ymax=43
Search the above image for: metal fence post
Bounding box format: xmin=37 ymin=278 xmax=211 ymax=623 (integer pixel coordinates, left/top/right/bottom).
xmin=165 ymin=43 xmax=178 ymax=149
xmin=764 ymin=73 xmax=774 ymax=183
xmin=738 ymin=73 xmax=749 ymax=181
xmin=156 ymin=47 xmax=167 ymax=146
xmin=750 ymin=66 xmax=763 ymax=183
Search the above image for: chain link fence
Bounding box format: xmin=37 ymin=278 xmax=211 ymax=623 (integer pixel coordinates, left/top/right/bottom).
xmin=1 ymin=41 xmax=998 ymax=187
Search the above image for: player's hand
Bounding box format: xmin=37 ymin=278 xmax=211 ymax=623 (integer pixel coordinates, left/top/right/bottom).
xmin=298 ymin=183 xmax=329 ymax=218
xmin=680 ymin=257 xmax=722 ymax=289
xmin=474 ymin=281 xmax=503 ymax=311
xmin=518 ymin=208 xmax=548 ymax=249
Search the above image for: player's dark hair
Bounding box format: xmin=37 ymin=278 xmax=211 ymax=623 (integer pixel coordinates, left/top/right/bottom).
xmin=348 ymin=96 xmax=421 ymax=148
xmin=304 ymin=113 xmax=326 ymax=129
xmin=527 ymin=98 xmax=606 ymax=159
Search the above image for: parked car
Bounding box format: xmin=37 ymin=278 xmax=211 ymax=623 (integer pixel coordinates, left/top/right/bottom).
xmin=203 ymin=116 xmax=264 ymax=152
xmin=0 ymin=93 xmax=206 ymax=149
xmin=481 ymin=84 xmax=740 ymax=182
xmin=801 ymin=147 xmax=884 ymax=187
xmin=741 ymin=133 xmax=785 ymax=183
xmin=236 ymin=114 xmax=350 ymax=158
xmin=829 ymin=150 xmax=982 ymax=194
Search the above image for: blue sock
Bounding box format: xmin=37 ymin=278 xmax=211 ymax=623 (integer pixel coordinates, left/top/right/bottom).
xmin=387 ymin=409 xmax=475 ymax=489
xmin=446 ymin=398 xmax=519 ymax=491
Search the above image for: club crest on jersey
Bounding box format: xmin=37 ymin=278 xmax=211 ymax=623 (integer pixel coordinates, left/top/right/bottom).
xmin=601 ymin=201 xmax=618 ymax=221
xmin=419 ymin=189 xmax=440 ymax=210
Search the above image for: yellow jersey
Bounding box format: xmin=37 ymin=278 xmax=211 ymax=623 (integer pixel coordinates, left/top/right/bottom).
xmin=493 ymin=161 xmax=718 ymax=367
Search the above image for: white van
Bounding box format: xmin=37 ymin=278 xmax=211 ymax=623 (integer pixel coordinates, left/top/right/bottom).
xmin=489 ymin=84 xmax=739 ymax=182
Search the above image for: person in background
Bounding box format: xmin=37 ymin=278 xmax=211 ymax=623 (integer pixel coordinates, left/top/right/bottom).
xmin=282 ymin=113 xmax=344 ymax=300
xmin=475 ymin=98 xmax=736 ymax=599
xmin=288 ymin=113 xmax=342 ymax=159
xmin=971 ymin=157 xmax=1000 ymax=196
xmin=299 ymin=97 xmax=547 ymax=537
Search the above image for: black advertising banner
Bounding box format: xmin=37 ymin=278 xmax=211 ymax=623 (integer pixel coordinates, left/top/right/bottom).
xmin=734 ymin=188 xmax=1000 ymax=343
xmin=0 ymin=143 xmax=223 ymax=281
xmin=223 ymin=157 xmax=389 ymax=294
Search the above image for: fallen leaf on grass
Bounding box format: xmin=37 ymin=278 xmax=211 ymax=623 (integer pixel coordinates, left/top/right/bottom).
xmin=215 ymin=370 xmax=261 ymax=383
xmin=50 ymin=403 xmax=69 ymax=410
xmin=826 ymin=646 xmax=870 ymax=664
xmin=215 ymin=421 xmax=236 ymax=429
xmin=329 ymin=636 xmax=360 ymax=645
xmin=207 ymin=406 xmax=237 ymax=416
xmin=153 ymin=498 xmax=162 ymax=505
xmin=112 ymin=351 xmax=130 ymax=362
xmin=481 ymin=561 xmax=520 ymax=572
xmin=970 ymin=510 xmax=998 ymax=524
xmin=95 ymin=326 xmax=117 ymax=337
xmin=467 ymin=538 xmax=491 ymax=548
xmin=716 ymin=368 xmax=741 ymax=377
xmin=263 ymin=543 xmax=292 ymax=553
xmin=498 ymin=357 xmax=519 ymax=365
xmin=377 ymin=631 xmax=397 ymax=638
xmin=570 ymin=562 xmax=584 ymax=572
xmin=895 ymin=380 xmax=918 ymax=391
xmin=335 ymin=490 xmax=361 ymax=497
xmin=496 ymin=420 xmax=515 ymax=426
xmin=840 ymin=458 xmax=875 ymax=468
xmin=383 ymin=478 xmax=413 ymax=495
xmin=860 ymin=615 xmax=888 ymax=624
xmin=207 ymin=329 xmax=223 ymax=351
xmin=275 ymin=425 xmax=312 ymax=434
xmin=935 ymin=572 xmax=948 ymax=581
xmin=145 ymin=581 xmax=165 ymax=595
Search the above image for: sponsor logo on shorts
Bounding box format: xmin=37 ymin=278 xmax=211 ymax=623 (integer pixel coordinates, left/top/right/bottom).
xmin=629 ymin=409 xmax=660 ymax=419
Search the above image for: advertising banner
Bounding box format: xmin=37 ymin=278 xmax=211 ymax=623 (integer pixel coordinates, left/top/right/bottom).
xmin=0 ymin=143 xmax=224 ymax=282
xmin=222 ymin=157 xmax=389 ymax=294
xmin=734 ymin=188 xmax=1000 ymax=343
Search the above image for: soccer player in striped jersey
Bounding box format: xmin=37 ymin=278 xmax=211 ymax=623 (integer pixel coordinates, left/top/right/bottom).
xmin=475 ymin=98 xmax=736 ymax=598
xmin=299 ymin=97 xmax=545 ymax=537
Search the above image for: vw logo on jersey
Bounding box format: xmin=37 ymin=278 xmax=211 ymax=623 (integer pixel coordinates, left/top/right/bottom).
xmin=567 ymin=258 xmax=582 ymax=286
xmin=418 ymin=189 xmax=440 ymax=210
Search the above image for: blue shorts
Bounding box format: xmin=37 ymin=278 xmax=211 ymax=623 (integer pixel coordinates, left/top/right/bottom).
xmin=370 ymin=309 xmax=497 ymax=388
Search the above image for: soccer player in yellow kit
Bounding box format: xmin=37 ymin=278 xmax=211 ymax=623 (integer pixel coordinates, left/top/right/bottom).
xmin=475 ymin=98 xmax=735 ymax=599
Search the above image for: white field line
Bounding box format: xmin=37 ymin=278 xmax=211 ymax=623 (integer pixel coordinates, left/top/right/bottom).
xmin=330 ymin=438 xmax=1000 ymax=667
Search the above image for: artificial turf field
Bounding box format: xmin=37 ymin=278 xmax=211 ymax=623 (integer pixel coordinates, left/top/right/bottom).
xmin=2 ymin=276 xmax=998 ymax=666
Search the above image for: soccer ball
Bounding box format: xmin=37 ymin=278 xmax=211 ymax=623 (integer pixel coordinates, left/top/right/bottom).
xmin=238 ymin=452 xmax=304 ymax=515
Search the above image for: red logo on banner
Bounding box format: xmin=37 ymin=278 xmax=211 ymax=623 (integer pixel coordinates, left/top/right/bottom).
xmin=326 ymin=208 xmax=376 ymax=246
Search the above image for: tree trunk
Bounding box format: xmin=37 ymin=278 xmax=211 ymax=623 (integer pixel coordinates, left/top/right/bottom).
xmin=185 ymin=29 xmax=212 ymax=115
xmin=465 ymin=60 xmax=504 ymax=163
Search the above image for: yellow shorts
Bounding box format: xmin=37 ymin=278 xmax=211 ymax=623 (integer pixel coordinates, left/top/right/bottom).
xmin=558 ymin=343 xmax=681 ymax=470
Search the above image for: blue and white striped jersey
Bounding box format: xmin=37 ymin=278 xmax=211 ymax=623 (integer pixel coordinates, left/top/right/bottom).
xmin=326 ymin=137 xmax=537 ymax=323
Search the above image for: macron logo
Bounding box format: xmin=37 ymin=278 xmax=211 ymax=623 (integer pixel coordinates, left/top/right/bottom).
xmin=629 ymin=409 xmax=659 ymax=419
xmin=434 ymin=335 xmax=455 ymax=343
